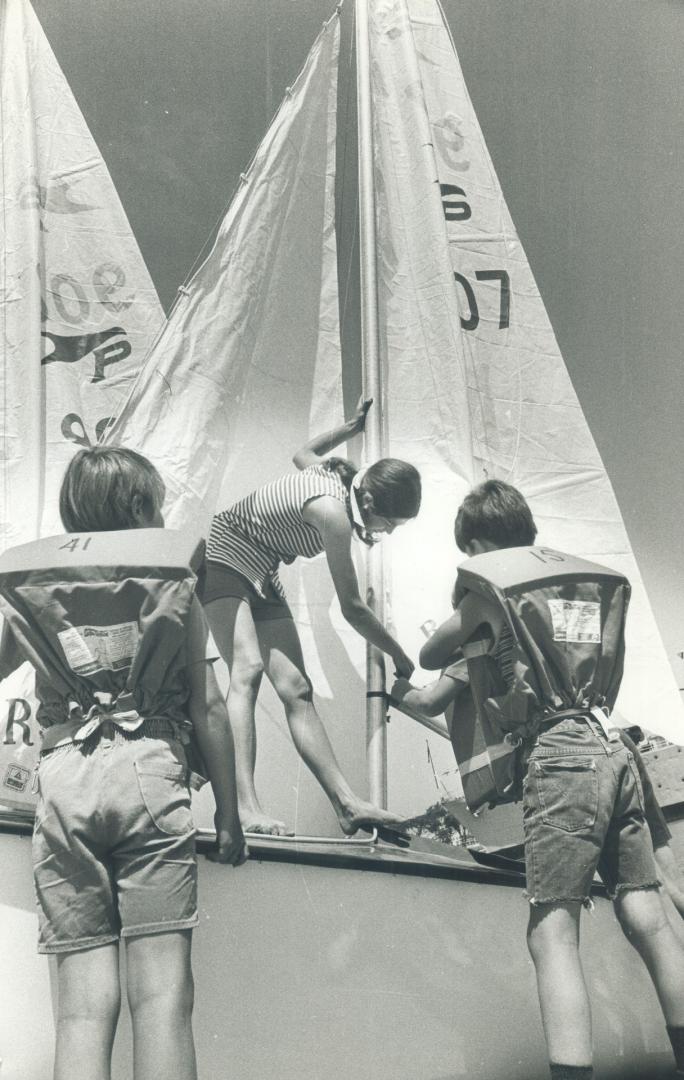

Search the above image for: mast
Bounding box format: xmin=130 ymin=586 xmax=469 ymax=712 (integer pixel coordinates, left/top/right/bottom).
xmin=355 ymin=0 xmax=388 ymax=806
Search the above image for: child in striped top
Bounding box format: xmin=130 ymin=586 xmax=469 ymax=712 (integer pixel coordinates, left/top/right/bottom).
xmin=204 ymin=398 xmax=420 ymax=837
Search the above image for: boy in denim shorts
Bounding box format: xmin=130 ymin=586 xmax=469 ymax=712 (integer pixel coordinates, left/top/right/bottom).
xmin=417 ymin=480 xmax=684 ymax=1080
xmin=0 ymin=447 xmax=247 ymax=1080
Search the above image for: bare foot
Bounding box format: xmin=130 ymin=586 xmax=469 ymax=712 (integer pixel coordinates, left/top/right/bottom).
xmin=241 ymin=812 xmax=294 ymax=837
xmin=338 ymin=800 xmax=409 ymax=838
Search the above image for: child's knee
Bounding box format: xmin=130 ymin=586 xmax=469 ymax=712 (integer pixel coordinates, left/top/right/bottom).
xmin=58 ymin=982 xmax=121 ymax=1025
xmin=615 ymin=885 xmax=669 ymax=940
xmin=230 ymin=657 xmax=264 ymax=693
xmin=128 ymin=970 xmax=195 ymax=1020
xmin=276 ymin=670 xmax=313 ymax=709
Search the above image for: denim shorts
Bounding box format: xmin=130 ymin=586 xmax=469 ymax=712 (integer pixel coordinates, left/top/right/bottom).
xmin=522 ymin=715 xmax=659 ymax=905
xmin=33 ymin=722 xmax=198 ymax=954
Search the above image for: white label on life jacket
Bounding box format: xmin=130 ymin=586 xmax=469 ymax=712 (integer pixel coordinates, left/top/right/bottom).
xmin=547 ymin=600 xmax=601 ymax=644
xmin=58 ymin=623 xmax=139 ymax=675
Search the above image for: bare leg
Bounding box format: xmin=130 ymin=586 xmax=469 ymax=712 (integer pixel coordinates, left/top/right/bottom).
xmin=527 ymin=901 xmax=592 ymax=1068
xmin=614 ymin=886 xmax=684 ymax=1024
xmin=204 ymin=596 xmax=289 ymax=834
xmin=654 ymin=843 xmax=684 ymax=921
xmin=126 ymin=930 xmax=197 ymax=1080
xmin=257 ymin=617 xmax=406 ymax=835
xmin=53 ymin=942 xmax=121 ymax=1080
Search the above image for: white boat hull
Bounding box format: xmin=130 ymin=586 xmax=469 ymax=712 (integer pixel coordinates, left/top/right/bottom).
xmin=0 ymin=828 xmax=676 ymax=1080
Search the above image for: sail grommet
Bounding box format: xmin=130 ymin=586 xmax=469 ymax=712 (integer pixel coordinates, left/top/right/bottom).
xmin=239 ymin=172 xmax=249 ymax=184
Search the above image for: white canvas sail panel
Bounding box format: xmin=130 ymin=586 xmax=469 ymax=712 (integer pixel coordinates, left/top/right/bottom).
xmin=106 ymin=13 xmax=344 ymax=538
xmin=0 ymin=0 xmax=164 ymax=547
xmin=106 ymin=13 xmax=371 ymax=833
xmin=0 ymin=0 xmax=164 ymax=809
xmin=370 ymin=0 xmax=683 ymax=744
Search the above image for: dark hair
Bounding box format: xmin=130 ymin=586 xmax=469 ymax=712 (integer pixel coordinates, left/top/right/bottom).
xmin=59 ymin=446 xmax=165 ymax=532
xmin=325 ymin=456 xmax=422 ymax=520
xmin=454 ymin=479 xmax=537 ymax=552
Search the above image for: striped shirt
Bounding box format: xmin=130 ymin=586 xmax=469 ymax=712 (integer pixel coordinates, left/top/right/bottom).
xmin=206 ymin=465 xmax=349 ymax=599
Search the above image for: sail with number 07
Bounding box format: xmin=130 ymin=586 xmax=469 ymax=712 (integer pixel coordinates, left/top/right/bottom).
xmin=368 ymin=0 xmax=683 ymax=746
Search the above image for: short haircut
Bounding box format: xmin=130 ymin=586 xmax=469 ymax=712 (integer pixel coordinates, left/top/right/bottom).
xmin=59 ymin=446 xmax=165 ymax=532
xmin=454 ymin=479 xmax=537 ymax=552
xmin=362 ymin=458 xmax=422 ymax=519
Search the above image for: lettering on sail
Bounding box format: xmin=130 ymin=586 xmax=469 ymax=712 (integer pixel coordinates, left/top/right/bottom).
xmin=2 ymin=699 xmax=34 ymax=747
xmin=61 ymin=414 xmax=117 ymax=448
xmin=439 ymin=184 xmax=511 ymax=331
xmin=20 ymin=174 xmax=97 ymax=224
xmin=42 ymin=327 xmax=132 ymax=383
xmin=38 ymin=258 xmax=137 ymax=446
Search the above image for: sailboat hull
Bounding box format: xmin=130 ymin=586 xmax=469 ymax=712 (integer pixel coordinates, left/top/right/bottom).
xmin=0 ymin=828 xmax=676 ymax=1080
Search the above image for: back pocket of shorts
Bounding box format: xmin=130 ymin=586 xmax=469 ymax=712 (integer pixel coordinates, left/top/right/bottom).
xmin=534 ymin=758 xmax=598 ymax=833
xmin=135 ymin=762 xmax=193 ymax=836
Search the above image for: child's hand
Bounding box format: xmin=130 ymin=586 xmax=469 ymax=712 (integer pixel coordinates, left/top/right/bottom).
xmin=208 ymin=810 xmax=249 ymax=866
xmin=391 ymin=647 xmax=415 ymax=679
xmin=390 ymin=676 xmax=413 ymax=703
xmin=348 ymin=396 xmax=373 ymax=434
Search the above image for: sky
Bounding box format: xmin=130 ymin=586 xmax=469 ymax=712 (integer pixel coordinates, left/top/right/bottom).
xmin=30 ymin=0 xmax=684 ymax=684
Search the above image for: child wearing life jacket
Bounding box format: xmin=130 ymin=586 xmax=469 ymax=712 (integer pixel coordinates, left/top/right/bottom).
xmin=203 ymin=397 xmax=419 ymax=836
xmin=413 ymin=479 xmax=684 ymax=1080
xmin=0 ymin=447 xmax=247 ymax=1080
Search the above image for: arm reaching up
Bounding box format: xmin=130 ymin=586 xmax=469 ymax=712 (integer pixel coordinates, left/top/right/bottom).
xmin=292 ymin=396 xmax=372 ymax=469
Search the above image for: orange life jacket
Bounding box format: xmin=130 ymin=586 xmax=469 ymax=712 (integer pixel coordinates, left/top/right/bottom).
xmin=451 ymin=545 xmax=630 ymax=810
xmin=0 ymin=530 xmax=204 ymax=760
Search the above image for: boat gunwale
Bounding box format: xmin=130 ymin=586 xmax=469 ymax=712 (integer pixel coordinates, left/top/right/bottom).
xmin=0 ymin=811 xmax=607 ymax=892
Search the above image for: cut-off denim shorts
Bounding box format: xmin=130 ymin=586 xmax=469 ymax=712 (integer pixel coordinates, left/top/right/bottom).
xmin=522 ymin=714 xmax=659 ymax=906
xmin=33 ymin=721 xmax=198 ymax=954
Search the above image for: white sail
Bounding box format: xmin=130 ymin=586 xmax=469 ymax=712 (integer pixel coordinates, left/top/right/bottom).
xmin=0 ymin=0 xmax=164 ymax=547
xmin=106 ymin=12 xmax=372 ymax=833
xmin=106 ymin=13 xmax=344 ymax=539
xmin=0 ymin=0 xmax=164 ymax=810
xmin=369 ymin=0 xmax=684 ymax=744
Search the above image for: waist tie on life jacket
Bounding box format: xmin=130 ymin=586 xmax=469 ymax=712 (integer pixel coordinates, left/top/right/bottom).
xmin=40 ymin=690 xmax=144 ymax=752
xmin=69 ymin=690 xmax=144 ymax=741
xmin=538 ymin=705 xmax=621 ymax=742
xmin=40 ymin=691 xmax=207 ymax=790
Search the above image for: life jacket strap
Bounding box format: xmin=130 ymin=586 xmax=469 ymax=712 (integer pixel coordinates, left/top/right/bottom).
xmin=538 ymin=704 xmax=620 ymax=741
xmin=462 ymin=639 xmax=490 ymax=659
xmin=68 ymin=690 xmax=144 ymax=741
